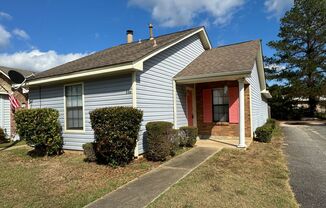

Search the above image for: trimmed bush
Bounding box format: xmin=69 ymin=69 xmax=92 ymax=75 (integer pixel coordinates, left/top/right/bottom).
xmin=179 ymin=126 xmax=198 ymax=147
xmin=170 ymin=129 xmax=180 ymax=156
xmin=145 ymin=121 xmax=173 ymax=161
xmin=0 ymin=128 xmax=6 ymax=143
xmin=90 ymin=107 xmax=143 ymax=166
xmin=14 ymin=108 xmax=63 ymax=156
xmin=255 ymin=125 xmax=273 ymax=143
xmin=82 ymin=142 xmax=97 ymax=162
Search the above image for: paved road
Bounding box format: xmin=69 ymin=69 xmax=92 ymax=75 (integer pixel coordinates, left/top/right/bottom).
xmin=283 ymin=123 xmax=326 ymax=208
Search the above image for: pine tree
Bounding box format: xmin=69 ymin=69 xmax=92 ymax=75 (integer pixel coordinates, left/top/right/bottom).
xmin=268 ymin=0 xmax=326 ymax=116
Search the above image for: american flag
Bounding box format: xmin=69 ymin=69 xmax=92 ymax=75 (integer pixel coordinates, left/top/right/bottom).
xmin=9 ymin=94 xmax=20 ymax=110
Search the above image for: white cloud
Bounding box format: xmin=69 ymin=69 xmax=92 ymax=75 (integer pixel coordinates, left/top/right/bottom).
xmin=264 ymin=0 xmax=294 ymax=18
xmin=12 ymin=28 xmax=30 ymax=40
xmin=0 ymin=25 xmax=11 ymax=48
xmin=0 ymin=50 xmax=89 ymax=72
xmin=129 ymin=0 xmax=245 ymax=27
xmin=0 ymin=12 xmax=12 ymax=20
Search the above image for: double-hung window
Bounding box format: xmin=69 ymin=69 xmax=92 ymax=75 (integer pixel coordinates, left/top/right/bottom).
xmin=65 ymin=84 xmax=83 ymax=130
xmin=212 ymin=88 xmax=229 ymax=122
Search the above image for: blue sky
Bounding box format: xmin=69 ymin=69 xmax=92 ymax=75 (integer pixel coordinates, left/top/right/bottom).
xmin=0 ymin=0 xmax=293 ymax=72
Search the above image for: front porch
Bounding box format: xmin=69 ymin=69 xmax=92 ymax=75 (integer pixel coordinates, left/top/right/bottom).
xmin=174 ymin=79 xmax=252 ymax=148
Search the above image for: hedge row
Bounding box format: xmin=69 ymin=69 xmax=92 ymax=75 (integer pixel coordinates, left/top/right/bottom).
xmin=145 ymin=122 xmax=198 ymax=161
xmin=15 ymin=108 xmax=63 ymax=156
xmin=254 ymin=118 xmax=276 ymax=143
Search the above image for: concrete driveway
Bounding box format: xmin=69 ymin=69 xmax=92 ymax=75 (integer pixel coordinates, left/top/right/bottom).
xmin=282 ymin=122 xmax=326 ymax=208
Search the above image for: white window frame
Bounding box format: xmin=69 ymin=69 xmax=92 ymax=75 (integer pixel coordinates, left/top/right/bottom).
xmin=63 ymin=82 xmax=85 ymax=133
xmin=212 ymin=87 xmax=229 ymax=122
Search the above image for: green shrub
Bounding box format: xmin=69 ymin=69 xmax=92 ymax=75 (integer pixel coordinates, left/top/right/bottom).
xmin=266 ymin=118 xmax=276 ymax=129
xmin=14 ymin=108 xmax=63 ymax=156
xmin=145 ymin=121 xmax=173 ymax=161
xmin=82 ymin=142 xmax=97 ymax=162
xmin=179 ymin=126 xmax=198 ymax=147
xmin=170 ymin=129 xmax=180 ymax=156
xmin=0 ymin=128 xmax=5 ymax=143
xmin=90 ymin=107 xmax=143 ymax=166
xmin=255 ymin=125 xmax=273 ymax=143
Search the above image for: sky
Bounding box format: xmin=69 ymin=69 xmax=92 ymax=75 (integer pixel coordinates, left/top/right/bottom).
xmin=0 ymin=0 xmax=294 ymax=72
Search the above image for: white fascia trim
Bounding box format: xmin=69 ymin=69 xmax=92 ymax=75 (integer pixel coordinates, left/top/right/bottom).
xmin=0 ymin=70 xmax=10 ymax=79
xmin=0 ymin=91 xmax=8 ymax=95
xmin=133 ymin=28 xmax=211 ymax=68
xmin=27 ymin=63 xmax=140 ymax=86
xmin=27 ymin=28 xmax=210 ymax=86
xmin=261 ymin=89 xmax=272 ymax=99
xmin=174 ymin=70 xmax=251 ymax=83
xmin=256 ymin=42 xmax=267 ymax=91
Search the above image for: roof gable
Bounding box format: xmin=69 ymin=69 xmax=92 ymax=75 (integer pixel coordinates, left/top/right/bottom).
xmin=175 ymin=40 xmax=261 ymax=79
xmin=30 ymin=27 xmax=211 ymax=83
xmin=0 ymin=65 xmax=35 ymax=79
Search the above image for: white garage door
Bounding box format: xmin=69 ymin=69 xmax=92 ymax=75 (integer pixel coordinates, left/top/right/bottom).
xmin=0 ymin=94 xmax=11 ymax=137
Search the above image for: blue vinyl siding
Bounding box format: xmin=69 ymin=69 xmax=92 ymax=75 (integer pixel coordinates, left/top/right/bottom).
xmin=246 ymin=62 xmax=268 ymax=133
xmin=136 ymin=34 xmax=205 ymax=153
xmin=29 ymin=74 xmax=132 ymax=150
xmin=0 ymin=94 xmax=11 ymax=137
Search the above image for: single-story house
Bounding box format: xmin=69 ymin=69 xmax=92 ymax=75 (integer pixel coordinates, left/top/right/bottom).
xmin=26 ymin=26 xmax=271 ymax=155
xmin=0 ymin=66 xmax=34 ymax=138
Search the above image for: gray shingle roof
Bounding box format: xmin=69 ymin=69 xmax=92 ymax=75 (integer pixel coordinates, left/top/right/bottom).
xmin=0 ymin=65 xmax=35 ymax=78
xmin=175 ymin=40 xmax=261 ymax=78
xmin=32 ymin=27 xmax=203 ymax=80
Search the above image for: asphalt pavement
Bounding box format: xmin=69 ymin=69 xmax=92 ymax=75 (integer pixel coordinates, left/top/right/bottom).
xmin=283 ymin=122 xmax=326 ymax=208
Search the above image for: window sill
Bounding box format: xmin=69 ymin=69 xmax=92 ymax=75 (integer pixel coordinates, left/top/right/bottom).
xmin=64 ymin=130 xmax=85 ymax=134
xmin=213 ymin=122 xmax=229 ymax=126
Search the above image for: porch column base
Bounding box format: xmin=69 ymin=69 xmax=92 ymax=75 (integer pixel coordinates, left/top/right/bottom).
xmin=237 ymin=143 xmax=247 ymax=148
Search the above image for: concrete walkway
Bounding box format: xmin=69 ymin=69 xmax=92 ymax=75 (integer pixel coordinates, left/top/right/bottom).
xmin=86 ymin=146 xmax=221 ymax=208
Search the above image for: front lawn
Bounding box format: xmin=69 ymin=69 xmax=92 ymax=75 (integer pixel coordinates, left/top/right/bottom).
xmin=148 ymin=125 xmax=299 ymax=208
xmin=0 ymin=140 xmax=26 ymax=149
xmin=0 ymin=147 xmax=160 ymax=208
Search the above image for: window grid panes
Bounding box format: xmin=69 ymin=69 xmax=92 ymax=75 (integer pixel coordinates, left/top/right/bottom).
xmin=65 ymin=84 xmax=83 ymax=130
xmin=213 ymin=88 xmax=229 ymax=122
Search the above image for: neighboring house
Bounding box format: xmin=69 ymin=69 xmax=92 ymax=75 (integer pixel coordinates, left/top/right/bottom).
xmin=26 ymin=26 xmax=271 ymax=155
xmin=294 ymin=97 xmax=326 ymax=113
xmin=0 ymin=66 xmax=34 ymax=138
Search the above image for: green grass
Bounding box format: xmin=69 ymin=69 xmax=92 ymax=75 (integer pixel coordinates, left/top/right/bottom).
xmin=148 ymin=125 xmax=299 ymax=208
xmin=0 ymin=144 xmax=193 ymax=208
xmin=0 ymin=140 xmax=26 ymax=149
xmin=0 ymin=147 xmax=160 ymax=208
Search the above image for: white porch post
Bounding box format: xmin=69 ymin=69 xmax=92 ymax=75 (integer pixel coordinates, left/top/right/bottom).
xmin=238 ymin=79 xmax=247 ymax=148
xmin=173 ymin=80 xmax=177 ymax=128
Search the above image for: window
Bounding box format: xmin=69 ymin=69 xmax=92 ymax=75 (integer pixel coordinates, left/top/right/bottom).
xmin=213 ymin=88 xmax=229 ymax=122
xmin=65 ymin=84 xmax=83 ymax=130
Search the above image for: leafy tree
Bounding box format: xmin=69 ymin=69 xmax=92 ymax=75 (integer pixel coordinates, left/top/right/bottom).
xmin=268 ymin=0 xmax=326 ymax=116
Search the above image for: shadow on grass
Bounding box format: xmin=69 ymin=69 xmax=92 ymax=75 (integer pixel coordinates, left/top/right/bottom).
xmin=0 ymin=140 xmax=22 ymax=151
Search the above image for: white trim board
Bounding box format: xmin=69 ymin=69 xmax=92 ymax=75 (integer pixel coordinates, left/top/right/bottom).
xmin=63 ymin=82 xmax=86 ymax=134
xmin=27 ymin=28 xmax=211 ymax=86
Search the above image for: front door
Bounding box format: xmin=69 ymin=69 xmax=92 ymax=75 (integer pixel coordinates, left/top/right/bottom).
xmin=186 ymin=89 xmax=193 ymax=126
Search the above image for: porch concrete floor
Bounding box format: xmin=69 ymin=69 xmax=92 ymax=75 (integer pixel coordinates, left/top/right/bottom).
xmin=196 ymin=137 xmax=253 ymax=149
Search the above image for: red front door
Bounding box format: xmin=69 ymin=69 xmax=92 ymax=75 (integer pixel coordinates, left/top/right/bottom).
xmin=187 ymin=90 xmax=193 ymax=126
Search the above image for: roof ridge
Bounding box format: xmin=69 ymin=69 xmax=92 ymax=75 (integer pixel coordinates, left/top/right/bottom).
xmin=215 ymin=39 xmax=260 ymax=49
xmin=35 ymin=26 xmax=204 ymax=76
